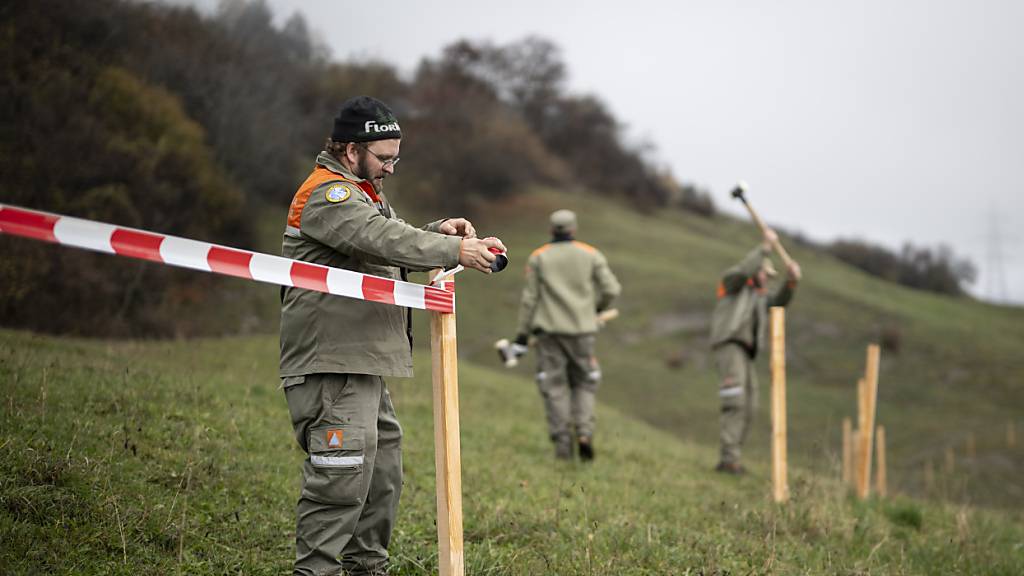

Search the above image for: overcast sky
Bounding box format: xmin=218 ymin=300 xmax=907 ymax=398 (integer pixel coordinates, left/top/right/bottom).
xmin=179 ymin=0 xmax=1023 ymax=303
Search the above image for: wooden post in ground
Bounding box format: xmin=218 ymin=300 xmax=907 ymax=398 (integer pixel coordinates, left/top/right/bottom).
xmin=875 ymin=425 xmax=887 ymax=498
xmin=842 ymin=417 xmax=853 ymax=486
xmin=1009 ymin=421 xmax=1017 ymax=448
xmin=770 ymin=307 xmax=789 ymax=503
xmin=857 ymin=377 xmax=867 ymax=430
xmin=856 ymin=345 xmax=881 ymax=499
xmin=429 ymin=272 xmax=464 ymax=576
xmin=854 ymin=377 xmax=866 ymax=490
xmin=966 ymin=432 xmax=976 ymax=459
xmin=851 ymin=429 xmax=861 ymax=491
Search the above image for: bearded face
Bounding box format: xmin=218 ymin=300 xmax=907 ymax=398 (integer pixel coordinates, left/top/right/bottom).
xmin=355 ymin=150 xmax=383 ymax=193
xmin=350 ymin=139 xmax=400 ymax=194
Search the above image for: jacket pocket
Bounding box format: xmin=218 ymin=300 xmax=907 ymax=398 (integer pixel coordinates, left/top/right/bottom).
xmin=303 ymin=424 xmax=366 ymax=505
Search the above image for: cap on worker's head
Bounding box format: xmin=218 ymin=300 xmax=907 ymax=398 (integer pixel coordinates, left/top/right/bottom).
xmin=761 ymin=257 xmax=778 ymax=277
xmin=331 ymin=96 xmax=402 ymax=143
xmin=550 ymin=209 xmax=577 ymax=232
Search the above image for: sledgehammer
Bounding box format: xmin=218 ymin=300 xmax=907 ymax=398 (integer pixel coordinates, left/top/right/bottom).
xmin=730 ymin=181 xmax=796 ymax=269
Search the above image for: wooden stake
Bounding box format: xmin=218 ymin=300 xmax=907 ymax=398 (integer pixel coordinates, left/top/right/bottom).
xmin=966 ymin=432 xmax=976 ymax=459
xmin=856 ymin=345 xmax=881 ymax=499
xmin=857 ymin=378 xmax=867 ymax=435
xmin=945 ymin=446 xmax=955 ymax=475
xmin=875 ymin=425 xmax=887 ymax=498
xmin=842 ymin=417 xmax=853 ymax=486
xmin=429 ymin=272 xmax=464 ymax=576
xmin=851 ymin=429 xmax=861 ymax=492
xmin=851 ymin=377 xmax=860 ymax=487
xmin=770 ymin=307 xmax=788 ymax=503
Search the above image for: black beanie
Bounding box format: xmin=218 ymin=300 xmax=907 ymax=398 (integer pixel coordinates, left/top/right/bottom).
xmin=331 ymin=96 xmax=402 ymax=142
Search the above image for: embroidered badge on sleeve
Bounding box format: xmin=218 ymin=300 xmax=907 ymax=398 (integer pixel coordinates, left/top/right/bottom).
xmin=325 ymin=183 xmax=353 ymax=203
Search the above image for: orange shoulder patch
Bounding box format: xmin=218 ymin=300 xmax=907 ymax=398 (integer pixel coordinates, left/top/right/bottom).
xmin=288 ymin=166 xmax=348 ymax=228
xmin=572 ymin=240 xmax=597 ymax=253
xmin=530 ymin=244 xmax=553 ymax=258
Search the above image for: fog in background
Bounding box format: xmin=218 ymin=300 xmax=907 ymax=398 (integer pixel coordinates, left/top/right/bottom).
xmin=177 ymin=0 xmax=1024 ymax=303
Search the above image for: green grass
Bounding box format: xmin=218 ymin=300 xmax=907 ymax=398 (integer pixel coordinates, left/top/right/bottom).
xmin=2 ymin=331 xmax=1023 ymax=574
xmin=418 ymin=187 xmax=1024 ymax=510
xmin=3 ymin=185 xmax=1024 ymax=573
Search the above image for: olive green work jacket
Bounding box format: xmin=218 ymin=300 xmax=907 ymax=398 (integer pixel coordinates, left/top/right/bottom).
xmin=279 ymin=152 xmax=461 ymax=378
xmin=709 ymin=246 xmax=796 ymax=359
xmin=516 ymin=238 xmax=621 ymax=336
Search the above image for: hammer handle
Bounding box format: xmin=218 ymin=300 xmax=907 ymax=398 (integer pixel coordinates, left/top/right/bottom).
xmin=597 ymin=308 xmax=619 ymax=324
xmin=740 ymin=200 xmax=796 ymax=269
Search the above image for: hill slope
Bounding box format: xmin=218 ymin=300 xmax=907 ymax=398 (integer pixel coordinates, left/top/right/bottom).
xmin=425 ymin=186 xmax=1024 ymax=510
xmin=1 ymin=331 xmax=1022 ymax=575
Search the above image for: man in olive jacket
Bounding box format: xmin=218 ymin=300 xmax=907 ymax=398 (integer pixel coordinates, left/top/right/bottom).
xmin=515 ymin=209 xmax=621 ymax=461
xmin=710 ymin=229 xmax=801 ymax=474
xmin=280 ymin=96 xmax=504 ymax=576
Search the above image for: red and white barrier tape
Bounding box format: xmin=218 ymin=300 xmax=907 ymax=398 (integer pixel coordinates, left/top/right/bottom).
xmin=0 ymin=204 xmax=455 ymax=313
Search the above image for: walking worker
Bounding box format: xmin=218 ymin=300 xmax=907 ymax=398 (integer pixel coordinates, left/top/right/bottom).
xmin=514 ymin=209 xmax=621 ymax=461
xmin=279 ymin=96 xmax=505 ymax=576
xmin=709 ymin=228 xmax=801 ymax=474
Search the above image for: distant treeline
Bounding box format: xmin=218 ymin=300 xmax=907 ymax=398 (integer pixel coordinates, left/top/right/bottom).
xmin=825 ymin=239 xmax=977 ymax=297
xmin=0 ymin=0 xmax=713 ymax=337
xmin=0 ymin=1 xmax=976 ymax=337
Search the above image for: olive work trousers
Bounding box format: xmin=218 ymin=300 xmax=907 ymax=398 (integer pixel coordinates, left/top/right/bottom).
xmin=282 ymin=373 xmax=402 ymax=576
xmin=534 ymin=333 xmax=601 ymax=457
xmin=713 ymin=343 xmax=760 ymax=466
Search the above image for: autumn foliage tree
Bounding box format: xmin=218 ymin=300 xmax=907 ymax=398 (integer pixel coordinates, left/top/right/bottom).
xmin=0 ymin=1 xmax=248 ymax=336
xmin=0 ymin=0 xmax=734 ymax=338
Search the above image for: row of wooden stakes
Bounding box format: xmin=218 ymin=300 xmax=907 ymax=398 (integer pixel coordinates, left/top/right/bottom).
xmin=767 ymin=308 xmax=876 ymax=502
xmin=839 ymin=366 xmax=1019 ymax=500
xmin=770 ymin=309 xmax=1019 ymax=506
xmin=766 ymin=307 xmax=879 ymax=502
xmin=768 ymin=307 xmax=885 ymax=502
xmin=842 ymin=419 xmax=887 ymax=497
xmin=836 ymin=344 xmax=885 ymax=499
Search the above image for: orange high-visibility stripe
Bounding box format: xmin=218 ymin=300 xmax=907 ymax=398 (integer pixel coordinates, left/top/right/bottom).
xmin=287 ymin=166 xmax=380 ymax=229
xmin=571 ymin=240 xmax=597 ymax=253
xmin=288 ymin=166 xmax=344 ymax=228
xmin=525 ymin=243 xmax=554 ymax=274
xmin=529 ymin=244 xmax=554 ymax=259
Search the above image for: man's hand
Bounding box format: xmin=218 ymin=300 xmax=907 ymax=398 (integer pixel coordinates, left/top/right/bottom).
xmin=439 ymin=218 xmax=477 ymax=238
xmin=787 ymin=261 xmax=802 ymax=282
xmin=762 ymin=228 xmax=779 ymax=251
xmin=459 ymin=237 xmax=507 ymax=273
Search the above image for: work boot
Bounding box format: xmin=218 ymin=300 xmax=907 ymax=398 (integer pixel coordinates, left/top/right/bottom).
xmin=554 ymin=434 xmax=573 ymax=460
xmin=714 ymin=461 xmax=745 ymax=475
xmin=578 ymin=436 xmax=594 ymax=461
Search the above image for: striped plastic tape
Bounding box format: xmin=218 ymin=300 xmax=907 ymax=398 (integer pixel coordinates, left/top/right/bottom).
xmin=0 ymin=204 xmax=455 ymax=313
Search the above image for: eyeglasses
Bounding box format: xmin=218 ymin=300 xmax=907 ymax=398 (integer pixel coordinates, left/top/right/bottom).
xmin=357 ymin=143 xmax=400 ymax=169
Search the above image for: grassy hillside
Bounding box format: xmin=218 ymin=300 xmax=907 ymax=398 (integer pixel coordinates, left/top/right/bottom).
xmin=427 ymin=187 xmax=1024 ymax=510
xmin=2 ymin=184 xmax=1023 ymax=573
xmin=2 ymin=331 xmax=1022 ymax=575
